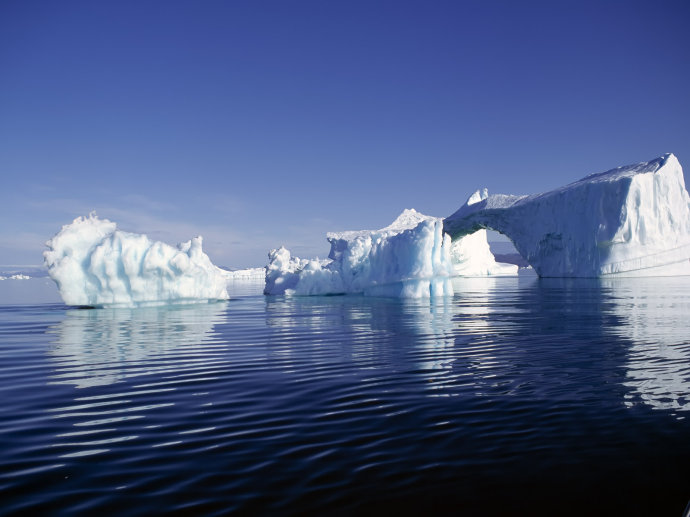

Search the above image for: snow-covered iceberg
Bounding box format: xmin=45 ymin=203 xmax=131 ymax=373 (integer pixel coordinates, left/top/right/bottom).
xmin=444 ymin=154 xmax=690 ymax=277
xmin=265 ymin=209 xmax=455 ymax=297
xmin=264 ymin=208 xmax=516 ymax=297
xmin=44 ymin=214 xmax=229 ymax=307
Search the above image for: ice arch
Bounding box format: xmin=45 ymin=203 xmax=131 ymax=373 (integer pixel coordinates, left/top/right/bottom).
xmin=444 ymin=154 xmax=690 ymax=277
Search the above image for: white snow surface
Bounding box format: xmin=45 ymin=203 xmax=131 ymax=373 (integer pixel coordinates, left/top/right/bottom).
xmin=44 ymin=214 xmax=229 ymax=307
xmin=444 ymin=154 xmax=690 ymax=277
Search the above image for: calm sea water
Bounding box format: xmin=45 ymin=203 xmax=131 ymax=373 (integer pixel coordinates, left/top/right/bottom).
xmin=1 ymin=274 xmax=690 ymax=515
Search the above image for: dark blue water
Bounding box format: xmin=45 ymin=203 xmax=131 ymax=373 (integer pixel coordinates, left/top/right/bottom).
xmin=1 ymin=275 xmax=690 ymax=515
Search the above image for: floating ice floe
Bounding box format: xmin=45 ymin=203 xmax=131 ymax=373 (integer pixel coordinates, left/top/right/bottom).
xmin=264 ymin=209 xmax=515 ymax=297
xmin=44 ymin=214 xmax=229 ymax=307
xmin=445 ymin=154 xmax=690 ymax=277
xmin=220 ymin=267 xmax=266 ymax=281
xmin=0 ymin=274 xmax=32 ymax=280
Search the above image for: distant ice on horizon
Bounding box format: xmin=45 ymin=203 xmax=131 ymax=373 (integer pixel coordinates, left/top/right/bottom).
xmin=0 ymin=274 xmax=31 ymax=281
xmin=220 ymin=267 xmax=265 ymax=281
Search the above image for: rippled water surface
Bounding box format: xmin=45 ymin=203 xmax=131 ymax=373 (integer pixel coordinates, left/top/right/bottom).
xmin=2 ymin=275 xmax=690 ymax=515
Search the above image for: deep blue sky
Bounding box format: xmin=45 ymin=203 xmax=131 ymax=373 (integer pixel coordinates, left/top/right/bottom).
xmin=2 ymin=0 xmax=689 ymax=267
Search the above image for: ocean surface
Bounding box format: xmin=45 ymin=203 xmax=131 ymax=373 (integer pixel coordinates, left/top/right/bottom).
xmin=1 ymin=274 xmax=690 ymax=515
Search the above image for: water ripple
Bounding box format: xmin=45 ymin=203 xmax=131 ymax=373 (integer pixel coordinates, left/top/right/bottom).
xmin=1 ymin=280 xmax=690 ymax=514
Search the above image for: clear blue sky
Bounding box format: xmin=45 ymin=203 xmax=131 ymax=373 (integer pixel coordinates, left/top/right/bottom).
xmin=2 ymin=0 xmax=689 ymax=267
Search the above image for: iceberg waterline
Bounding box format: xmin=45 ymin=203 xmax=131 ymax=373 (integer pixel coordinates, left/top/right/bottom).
xmin=44 ymin=154 xmax=690 ymax=305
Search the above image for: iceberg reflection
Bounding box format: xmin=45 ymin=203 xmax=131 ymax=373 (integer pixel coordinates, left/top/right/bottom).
xmin=601 ymin=277 xmax=690 ymax=413
xmin=415 ymin=277 xmax=531 ymax=396
xmin=47 ymin=302 xmax=228 ymax=388
xmin=263 ymin=278 xmax=530 ymax=398
xmin=43 ymin=302 xmax=228 ymax=460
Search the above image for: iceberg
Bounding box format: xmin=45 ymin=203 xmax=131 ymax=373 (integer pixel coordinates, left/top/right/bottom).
xmin=44 ymin=214 xmax=229 ymax=307
xmin=444 ymin=154 xmax=690 ymax=277
xmin=265 ymin=209 xmax=455 ymax=297
xmin=265 ymin=208 xmax=515 ymax=297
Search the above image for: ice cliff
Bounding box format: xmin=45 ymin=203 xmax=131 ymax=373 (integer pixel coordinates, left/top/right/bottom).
xmin=44 ymin=214 xmax=229 ymax=307
xmin=444 ymin=154 xmax=690 ymax=277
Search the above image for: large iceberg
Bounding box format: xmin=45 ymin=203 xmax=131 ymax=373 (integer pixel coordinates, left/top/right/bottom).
xmin=264 ymin=208 xmax=515 ymax=297
xmin=44 ymin=214 xmax=229 ymax=307
xmin=444 ymin=154 xmax=690 ymax=277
